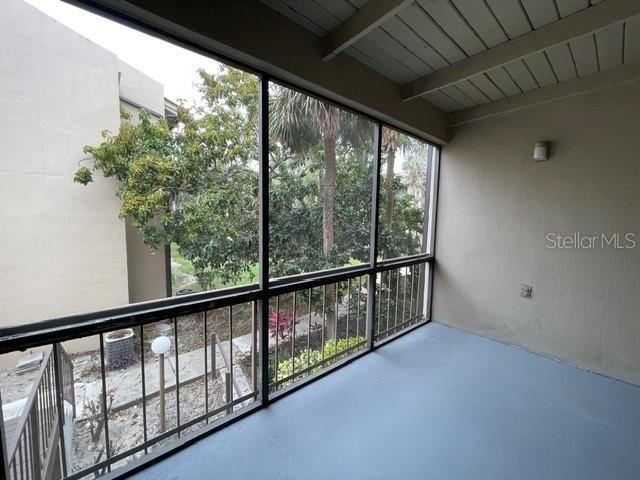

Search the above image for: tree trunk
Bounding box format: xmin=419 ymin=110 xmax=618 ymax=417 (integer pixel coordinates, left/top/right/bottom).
xmin=322 ymin=134 xmax=336 ymax=256
xmin=383 ymin=147 xmax=396 ymax=258
xmin=322 ymin=133 xmax=338 ymax=341
xmin=384 ymin=147 xmax=396 ymax=226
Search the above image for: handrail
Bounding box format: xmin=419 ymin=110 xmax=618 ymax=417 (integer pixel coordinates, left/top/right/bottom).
xmin=7 ymin=348 xmax=54 ymax=480
xmin=0 ymin=285 xmax=262 ymax=354
xmin=0 ymin=255 xmax=435 ymax=355
xmin=5 ymin=344 xmax=75 ymax=480
xmin=7 ymin=349 xmax=52 ymax=460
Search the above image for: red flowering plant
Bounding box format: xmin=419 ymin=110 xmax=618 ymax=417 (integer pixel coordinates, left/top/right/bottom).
xmin=268 ymin=312 xmax=293 ymax=340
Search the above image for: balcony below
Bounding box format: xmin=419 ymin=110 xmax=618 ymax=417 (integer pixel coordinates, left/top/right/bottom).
xmin=131 ymin=322 xmax=640 ymax=480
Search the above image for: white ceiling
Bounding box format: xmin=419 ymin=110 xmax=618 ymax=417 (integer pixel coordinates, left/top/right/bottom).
xmin=261 ymin=0 xmax=640 ymax=112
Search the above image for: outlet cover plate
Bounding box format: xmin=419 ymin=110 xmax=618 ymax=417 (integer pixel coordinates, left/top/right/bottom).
xmin=520 ymin=284 xmax=533 ymax=298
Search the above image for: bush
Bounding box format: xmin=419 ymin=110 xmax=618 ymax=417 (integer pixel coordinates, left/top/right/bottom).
xmin=274 ymin=336 xmax=366 ymax=388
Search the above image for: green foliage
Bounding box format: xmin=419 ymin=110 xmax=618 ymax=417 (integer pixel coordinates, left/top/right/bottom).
xmin=275 ymin=336 xmax=366 ymax=386
xmin=73 ymin=166 xmax=93 ymax=185
xmin=77 ymin=66 xmax=427 ymax=289
xmin=76 ymin=67 xmax=259 ymax=289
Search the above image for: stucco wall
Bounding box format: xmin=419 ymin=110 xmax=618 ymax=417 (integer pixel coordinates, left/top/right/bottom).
xmin=118 ymin=60 xmax=165 ymax=117
xmin=0 ymin=0 xmax=129 ymax=327
xmin=118 ymin=65 xmax=169 ymax=304
xmin=434 ymin=81 xmax=640 ymax=385
xmin=125 ymin=219 xmax=169 ymax=303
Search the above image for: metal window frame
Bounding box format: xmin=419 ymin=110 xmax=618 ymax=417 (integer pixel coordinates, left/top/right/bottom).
xmin=0 ymin=2 xmax=442 ymax=478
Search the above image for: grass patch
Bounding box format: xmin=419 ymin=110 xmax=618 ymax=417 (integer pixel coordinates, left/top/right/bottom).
xmin=170 ymin=244 xmax=258 ymax=295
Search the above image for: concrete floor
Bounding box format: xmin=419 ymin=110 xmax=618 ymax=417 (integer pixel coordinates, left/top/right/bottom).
xmin=133 ymin=322 xmax=640 ymax=480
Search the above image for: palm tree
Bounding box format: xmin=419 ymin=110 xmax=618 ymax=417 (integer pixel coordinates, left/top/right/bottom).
xmin=270 ymin=89 xmax=367 ymax=255
xmin=403 ymin=144 xmax=430 ymax=209
xmin=269 ymin=87 xmax=371 ymax=339
xmin=382 ymin=129 xmax=403 ymax=228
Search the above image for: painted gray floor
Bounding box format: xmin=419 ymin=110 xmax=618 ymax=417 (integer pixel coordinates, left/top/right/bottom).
xmin=133 ymin=322 xmax=640 ymax=480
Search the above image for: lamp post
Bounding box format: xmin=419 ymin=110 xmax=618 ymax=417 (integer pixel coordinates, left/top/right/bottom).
xmin=151 ymin=336 xmax=171 ymax=433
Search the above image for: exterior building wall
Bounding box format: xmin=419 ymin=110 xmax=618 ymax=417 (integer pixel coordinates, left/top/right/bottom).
xmin=434 ymin=81 xmax=640 ymax=385
xmin=118 ymin=65 xmax=170 ymax=305
xmin=0 ymin=0 xmax=128 ymax=328
xmin=0 ymin=0 xmax=168 ymax=366
xmin=118 ymin=60 xmax=165 ymax=117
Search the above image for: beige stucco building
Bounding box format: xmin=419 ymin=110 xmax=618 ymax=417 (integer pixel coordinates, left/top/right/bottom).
xmin=0 ymin=0 xmax=171 ymax=342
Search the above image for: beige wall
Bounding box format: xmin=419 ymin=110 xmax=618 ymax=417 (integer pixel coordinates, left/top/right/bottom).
xmin=119 ymin=69 xmax=170 ymax=304
xmin=434 ymin=81 xmax=640 ymax=385
xmin=125 ymin=219 xmax=169 ymax=303
xmin=0 ymin=0 xmax=129 ymax=328
xmin=0 ymin=2 xmax=170 ymax=370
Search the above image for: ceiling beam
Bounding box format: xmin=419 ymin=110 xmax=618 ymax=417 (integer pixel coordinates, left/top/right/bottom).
xmin=323 ymin=0 xmax=413 ymax=61
xmin=449 ymin=61 xmax=640 ymax=126
xmin=402 ymin=0 xmax=640 ymax=101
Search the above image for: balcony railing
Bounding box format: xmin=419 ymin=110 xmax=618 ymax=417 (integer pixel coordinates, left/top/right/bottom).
xmin=0 ymin=256 xmax=431 ymax=479
xmin=375 ymin=262 xmax=427 ymax=344
xmin=5 ymin=344 xmax=74 ymax=480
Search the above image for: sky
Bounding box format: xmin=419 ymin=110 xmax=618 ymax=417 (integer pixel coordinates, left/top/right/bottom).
xmin=21 ymin=0 xmax=425 ymax=171
xmin=24 ymin=0 xmax=223 ymax=105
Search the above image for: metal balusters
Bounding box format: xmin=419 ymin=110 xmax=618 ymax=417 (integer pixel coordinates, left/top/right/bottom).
xmin=306 ymin=288 xmax=312 ymax=370
xmin=417 ymin=262 xmax=425 ymax=318
xmin=321 ymin=285 xmax=326 ymax=362
xmin=402 ymin=267 xmax=408 ymax=325
xmin=99 ymin=335 xmax=111 ymax=471
xmin=228 ymin=306 xmax=233 ymax=412
xmin=274 ymin=297 xmax=280 ymax=385
xmin=291 ymin=291 xmax=297 ymax=375
xmin=346 ymin=278 xmax=351 ymax=345
xmin=140 ymin=328 xmax=149 ymax=453
xmin=377 ymin=273 xmax=383 ymax=337
xmin=386 ymin=271 xmax=392 ymax=336
xmin=225 ymin=371 xmax=232 ymax=415
xmin=174 ymin=318 xmax=181 ymax=436
xmin=356 ymin=276 xmax=362 ymax=339
xmin=334 ymin=283 xmax=339 ymax=345
xmin=394 ymin=269 xmax=401 ymax=333
xmin=52 ymin=344 xmax=68 ymax=478
xmin=202 ymin=312 xmax=210 ymax=424
xmin=409 ymin=264 xmax=415 ymax=320
xmin=1 ymin=261 xmax=432 ymax=479
xmin=252 ymin=302 xmax=258 ymax=396
xmin=372 ymin=262 xmax=430 ymax=344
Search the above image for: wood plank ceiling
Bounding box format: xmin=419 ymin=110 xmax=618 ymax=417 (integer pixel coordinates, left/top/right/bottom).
xmin=261 ymin=0 xmax=640 ymax=112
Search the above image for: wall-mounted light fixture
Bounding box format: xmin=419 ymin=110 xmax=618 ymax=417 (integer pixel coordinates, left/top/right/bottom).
xmin=534 ymin=141 xmax=550 ymax=162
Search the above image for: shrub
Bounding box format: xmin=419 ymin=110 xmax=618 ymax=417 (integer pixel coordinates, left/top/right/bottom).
xmin=274 ymin=336 xmax=366 ymax=388
xmin=269 ymin=312 xmax=292 ymax=340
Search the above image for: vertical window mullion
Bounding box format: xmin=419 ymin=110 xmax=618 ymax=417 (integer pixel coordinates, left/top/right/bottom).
xmin=425 ymin=146 xmax=441 ymax=320
xmin=259 ymin=75 xmax=270 ymax=405
xmin=366 ymin=122 xmax=383 ymax=351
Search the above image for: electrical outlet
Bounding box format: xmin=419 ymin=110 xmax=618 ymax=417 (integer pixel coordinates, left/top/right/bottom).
xmin=520 ymin=284 xmax=533 ymax=298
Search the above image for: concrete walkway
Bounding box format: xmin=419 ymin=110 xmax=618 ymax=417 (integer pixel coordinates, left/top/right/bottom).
xmin=132 ymin=322 xmax=640 ymax=480
xmin=74 ymin=334 xmax=254 ymax=418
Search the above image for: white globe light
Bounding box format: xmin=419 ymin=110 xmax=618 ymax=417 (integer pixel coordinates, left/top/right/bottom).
xmin=151 ymin=336 xmax=171 ymax=355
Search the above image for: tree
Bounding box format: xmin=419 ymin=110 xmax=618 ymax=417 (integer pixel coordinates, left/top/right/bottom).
xmin=269 ymin=87 xmax=373 ymax=337
xmin=76 ymin=66 xmax=427 ymax=301
xmin=382 ymin=129 xmax=403 ymax=228
xmin=269 ymin=88 xmax=372 ymax=258
xmin=75 ymin=66 xmax=260 ymax=290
